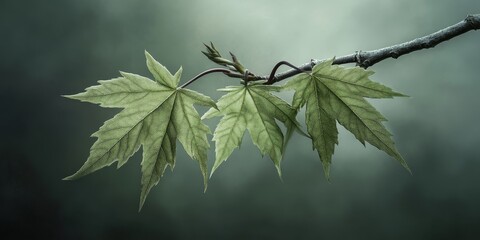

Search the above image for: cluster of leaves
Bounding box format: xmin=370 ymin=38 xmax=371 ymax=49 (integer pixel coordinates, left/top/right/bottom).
xmin=65 ymin=48 xmax=409 ymax=210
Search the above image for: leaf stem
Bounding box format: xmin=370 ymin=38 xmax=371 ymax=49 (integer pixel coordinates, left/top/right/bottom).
xmin=265 ymin=61 xmax=311 ymax=85
xmin=179 ymin=68 xmax=233 ymax=88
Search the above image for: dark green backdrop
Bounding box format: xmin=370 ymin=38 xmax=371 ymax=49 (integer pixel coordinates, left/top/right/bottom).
xmin=2 ymin=0 xmax=480 ymax=239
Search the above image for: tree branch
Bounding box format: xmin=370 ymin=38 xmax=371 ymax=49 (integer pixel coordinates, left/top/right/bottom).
xmin=192 ymin=14 xmax=479 ymax=87
xmin=226 ymin=14 xmax=479 ymax=84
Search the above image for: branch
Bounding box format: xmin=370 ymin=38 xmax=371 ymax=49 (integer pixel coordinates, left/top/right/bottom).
xmin=188 ymin=14 xmax=479 ymax=88
xmin=226 ymin=14 xmax=480 ymax=84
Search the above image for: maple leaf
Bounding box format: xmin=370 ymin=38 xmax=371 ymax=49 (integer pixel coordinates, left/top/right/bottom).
xmin=202 ymin=83 xmax=304 ymax=177
xmin=64 ymin=51 xmax=216 ymax=210
xmin=283 ymin=59 xmax=410 ymax=179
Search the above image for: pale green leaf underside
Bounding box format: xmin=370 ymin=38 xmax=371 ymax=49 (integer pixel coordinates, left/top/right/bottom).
xmin=64 ymin=51 xmax=215 ymax=210
xmin=203 ymin=85 xmax=302 ymax=177
xmin=284 ymin=59 xmax=409 ymax=178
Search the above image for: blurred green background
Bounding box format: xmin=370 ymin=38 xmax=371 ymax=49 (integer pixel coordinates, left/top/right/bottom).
xmin=1 ymin=0 xmax=480 ymax=239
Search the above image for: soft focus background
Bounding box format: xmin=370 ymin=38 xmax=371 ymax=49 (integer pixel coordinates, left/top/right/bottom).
xmin=2 ymin=0 xmax=480 ymax=239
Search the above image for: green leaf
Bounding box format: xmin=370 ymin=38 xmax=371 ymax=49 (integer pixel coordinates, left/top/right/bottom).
xmin=145 ymin=51 xmax=179 ymax=88
xmin=203 ymin=84 xmax=303 ymax=177
xmin=284 ymin=59 xmax=409 ymax=179
xmin=64 ymin=51 xmax=215 ymax=210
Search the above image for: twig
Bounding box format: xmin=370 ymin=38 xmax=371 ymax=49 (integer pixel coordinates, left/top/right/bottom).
xmin=187 ymin=14 xmax=479 ymax=87
xmin=226 ymin=14 xmax=480 ymax=84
